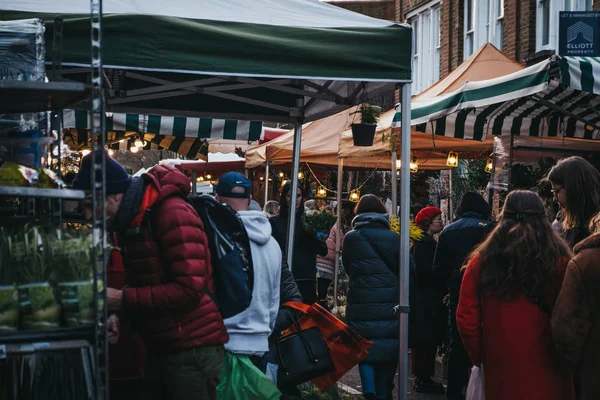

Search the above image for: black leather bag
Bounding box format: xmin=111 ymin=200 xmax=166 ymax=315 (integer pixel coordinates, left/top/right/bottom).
xmin=268 ymin=310 xmax=335 ymax=387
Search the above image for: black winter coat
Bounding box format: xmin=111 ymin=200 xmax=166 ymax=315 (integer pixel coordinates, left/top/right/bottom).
xmin=433 ymin=212 xmax=493 ymax=305
xmin=342 ymin=212 xmax=399 ymax=363
xmin=409 ymin=234 xmax=447 ymax=348
xmin=270 ymin=211 xmax=328 ymax=281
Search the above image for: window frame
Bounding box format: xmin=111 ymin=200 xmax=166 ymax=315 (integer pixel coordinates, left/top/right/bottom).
xmin=407 ymin=0 xmax=441 ymax=95
xmin=536 ymin=0 xmax=592 ymax=52
xmin=464 ymin=0 xmax=504 ymax=60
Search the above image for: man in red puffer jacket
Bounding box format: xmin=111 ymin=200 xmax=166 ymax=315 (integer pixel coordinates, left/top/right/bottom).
xmin=73 ymin=150 xmax=228 ymax=400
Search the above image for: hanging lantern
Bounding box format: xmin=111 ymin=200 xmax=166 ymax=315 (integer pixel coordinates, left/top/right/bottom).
xmin=108 ymin=149 xmax=115 ymax=157
xmin=81 ymin=149 xmax=91 ymax=157
xmin=316 ymin=186 xmax=327 ymax=198
xmin=485 ymin=155 xmax=493 ymax=173
xmin=198 ymin=176 xmax=205 ymax=182
xmin=396 ymin=159 xmax=401 ymax=170
xmin=409 ymin=154 xmax=419 ymax=173
xmin=349 ymin=189 xmax=360 ymax=202
xmin=298 ymin=171 xmax=304 ymax=180
xmin=260 ymin=176 xmax=264 ymax=181
xmin=205 ymin=174 xmax=212 ymax=180
xmin=130 ymin=146 xmax=139 ymax=154
xmin=278 ymin=172 xmax=285 ymax=178
xmin=281 ymin=179 xmax=288 ymax=187
xmin=446 ymin=151 xmax=459 ymax=167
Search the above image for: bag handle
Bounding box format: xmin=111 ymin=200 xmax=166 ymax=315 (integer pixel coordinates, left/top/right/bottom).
xmin=275 ymin=308 xmax=321 ymax=374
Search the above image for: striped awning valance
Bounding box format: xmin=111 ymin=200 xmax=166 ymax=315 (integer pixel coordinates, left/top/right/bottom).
xmin=62 ymin=110 xmax=263 ymax=141
xmin=392 ymin=56 xmax=600 ymax=141
xmin=559 ymin=56 xmax=600 ymax=95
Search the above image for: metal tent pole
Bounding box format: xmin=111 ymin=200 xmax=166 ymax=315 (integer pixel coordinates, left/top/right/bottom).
xmin=285 ymin=98 xmax=304 ymax=270
xmin=333 ymin=157 xmax=344 ymax=309
xmin=398 ymin=84 xmax=411 ymax=400
xmin=264 ymin=160 xmax=271 ymax=206
xmin=448 ymin=169 xmax=454 ymax=223
xmin=191 ymin=170 xmax=197 ymax=195
xmin=391 ymin=150 xmax=398 ymax=214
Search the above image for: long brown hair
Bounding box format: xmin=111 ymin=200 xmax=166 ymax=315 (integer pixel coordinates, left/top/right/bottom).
xmin=467 ymin=190 xmax=571 ymax=304
xmin=547 ymin=156 xmax=600 ymax=230
xmin=354 ymin=194 xmax=387 ymax=215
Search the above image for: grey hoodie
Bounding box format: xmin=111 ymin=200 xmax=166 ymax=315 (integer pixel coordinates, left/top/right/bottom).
xmin=224 ymin=210 xmax=282 ymax=355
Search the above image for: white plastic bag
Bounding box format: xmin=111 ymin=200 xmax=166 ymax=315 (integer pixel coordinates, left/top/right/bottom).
xmin=466 ymin=365 xmax=485 ymax=400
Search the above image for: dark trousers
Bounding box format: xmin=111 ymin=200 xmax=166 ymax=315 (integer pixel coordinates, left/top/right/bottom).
xmin=447 ymin=305 xmax=471 ymax=400
xmin=411 ymin=346 xmax=437 ymax=379
xmin=110 ymin=379 xmax=143 ymax=400
xmin=143 ymin=345 xmax=224 ymax=400
xmin=297 ymin=280 xmax=317 ymax=305
xmin=317 ymin=277 xmax=331 ymax=302
xmin=358 ymin=362 xmax=397 ymax=399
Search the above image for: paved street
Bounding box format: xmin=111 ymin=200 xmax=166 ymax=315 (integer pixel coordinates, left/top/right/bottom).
xmin=337 ymin=355 xmax=447 ymax=400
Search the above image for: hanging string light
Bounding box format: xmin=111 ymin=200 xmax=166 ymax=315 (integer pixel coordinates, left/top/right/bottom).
xmin=485 ymin=154 xmax=493 ymax=173
xmin=349 ymin=188 xmax=360 ymax=202
xmin=278 ymin=172 xmax=285 ymax=178
xmin=446 ymin=151 xmax=459 ymax=167
xmin=409 ymin=153 xmax=419 ymax=173
xmin=298 ymin=171 xmax=305 ymax=180
xmin=315 ymin=186 xmax=327 ymax=198
xmin=130 ymin=146 xmax=139 ymax=154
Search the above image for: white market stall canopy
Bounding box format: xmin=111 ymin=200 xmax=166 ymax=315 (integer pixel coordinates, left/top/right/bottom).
xmin=392 ymin=56 xmax=600 ymax=141
xmin=4 ymin=0 xmax=412 ymax=123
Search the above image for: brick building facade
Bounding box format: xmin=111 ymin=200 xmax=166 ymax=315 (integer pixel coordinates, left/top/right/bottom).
xmin=394 ymin=0 xmax=600 ymax=94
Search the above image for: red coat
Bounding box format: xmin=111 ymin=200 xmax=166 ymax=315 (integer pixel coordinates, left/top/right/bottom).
xmin=119 ymin=165 xmax=228 ymax=353
xmin=457 ymin=256 xmax=574 ymax=400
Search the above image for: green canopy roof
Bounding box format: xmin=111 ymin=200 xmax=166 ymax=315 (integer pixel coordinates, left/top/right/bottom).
xmin=3 ymin=0 xmax=412 ymax=123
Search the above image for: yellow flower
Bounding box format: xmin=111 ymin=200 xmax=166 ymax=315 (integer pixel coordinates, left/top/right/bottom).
xmin=389 ymin=215 xmax=423 ymax=242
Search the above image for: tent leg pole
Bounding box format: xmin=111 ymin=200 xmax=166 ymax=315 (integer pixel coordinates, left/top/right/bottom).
xmin=333 ymin=157 xmax=344 ymax=310
xmin=264 ymin=161 xmax=270 ymax=206
xmin=285 ymin=99 xmax=304 ymax=271
xmin=391 ymin=151 xmax=398 ymax=214
xmin=191 ymin=170 xmax=197 ymax=195
xmin=448 ymin=169 xmax=454 ymax=223
xmin=398 ymin=84 xmax=411 ymax=400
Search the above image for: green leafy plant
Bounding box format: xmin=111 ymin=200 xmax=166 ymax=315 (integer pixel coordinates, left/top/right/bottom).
xmin=49 ymin=228 xmax=93 ymax=282
xmin=302 ymin=212 xmax=337 ymax=236
xmin=354 ymin=103 xmax=382 ymax=125
xmin=7 ymin=226 xmax=51 ymax=284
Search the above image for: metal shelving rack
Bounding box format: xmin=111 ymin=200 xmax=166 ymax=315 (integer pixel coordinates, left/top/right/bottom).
xmin=0 ymin=1 xmax=109 ymax=399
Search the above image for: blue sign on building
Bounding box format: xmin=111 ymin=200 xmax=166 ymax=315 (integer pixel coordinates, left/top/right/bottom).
xmin=559 ymin=12 xmax=600 ymax=57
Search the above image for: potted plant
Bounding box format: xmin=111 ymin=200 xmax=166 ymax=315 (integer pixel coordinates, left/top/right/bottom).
xmin=351 ymin=103 xmax=383 ymax=146
xmin=51 ymin=229 xmax=94 ymax=327
xmin=12 ymin=226 xmax=61 ymax=330
xmin=302 ymin=211 xmax=337 ymax=240
xmin=0 ymin=228 xmax=19 ymax=332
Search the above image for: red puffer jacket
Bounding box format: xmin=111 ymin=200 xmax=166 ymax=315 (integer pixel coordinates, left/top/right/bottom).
xmin=119 ymin=165 xmax=228 ymax=353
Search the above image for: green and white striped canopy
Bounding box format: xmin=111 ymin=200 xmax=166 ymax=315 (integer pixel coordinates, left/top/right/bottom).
xmin=392 ymin=56 xmax=600 ymax=141
xmin=63 ymin=110 xmax=262 ymax=141
xmin=3 ymin=0 xmax=412 ymax=123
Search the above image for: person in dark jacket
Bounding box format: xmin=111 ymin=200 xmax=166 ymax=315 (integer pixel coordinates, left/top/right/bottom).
xmin=343 ymin=194 xmax=399 ymax=400
xmin=410 ymin=206 xmax=445 ymax=394
xmin=552 ymin=212 xmax=600 ymax=400
xmin=546 ymin=156 xmax=600 ymax=249
xmin=270 ymin=182 xmax=327 ymax=304
xmin=73 ymin=151 xmax=228 ymax=400
xmin=433 ymin=192 xmax=493 ymax=400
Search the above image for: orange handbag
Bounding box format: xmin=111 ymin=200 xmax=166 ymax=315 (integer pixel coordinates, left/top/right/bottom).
xmin=281 ymin=301 xmax=373 ymax=392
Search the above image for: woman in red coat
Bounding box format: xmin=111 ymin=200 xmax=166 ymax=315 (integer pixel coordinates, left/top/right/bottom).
xmin=457 ymin=190 xmax=574 ymax=400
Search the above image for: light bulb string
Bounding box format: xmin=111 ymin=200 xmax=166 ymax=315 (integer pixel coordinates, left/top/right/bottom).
xmin=304 ymin=157 xmax=385 ymax=196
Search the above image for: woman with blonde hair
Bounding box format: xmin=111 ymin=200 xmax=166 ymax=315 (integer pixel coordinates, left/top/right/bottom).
xmin=457 ymin=190 xmax=574 ymax=400
xmin=547 ymin=156 xmax=600 ymax=248
xmin=263 ymin=200 xmax=279 ymax=218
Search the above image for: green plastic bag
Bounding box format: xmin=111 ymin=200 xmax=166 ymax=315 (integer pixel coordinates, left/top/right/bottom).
xmin=217 ymin=352 xmax=281 ymax=400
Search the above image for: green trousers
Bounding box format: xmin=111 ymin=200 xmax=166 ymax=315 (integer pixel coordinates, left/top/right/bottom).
xmin=143 ymin=345 xmax=224 ymax=400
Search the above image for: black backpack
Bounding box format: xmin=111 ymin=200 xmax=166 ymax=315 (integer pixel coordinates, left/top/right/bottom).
xmin=145 ymin=194 xmax=254 ymax=319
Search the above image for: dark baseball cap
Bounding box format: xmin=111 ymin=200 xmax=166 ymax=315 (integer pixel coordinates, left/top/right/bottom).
xmin=215 ymin=172 xmax=252 ymax=198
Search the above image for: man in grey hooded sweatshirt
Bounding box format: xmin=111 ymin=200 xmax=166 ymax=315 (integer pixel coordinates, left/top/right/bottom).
xmin=214 ymin=172 xmax=281 ymax=361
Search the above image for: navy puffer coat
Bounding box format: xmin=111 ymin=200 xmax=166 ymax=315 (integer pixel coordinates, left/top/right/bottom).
xmin=342 ymin=212 xmax=399 ymax=363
